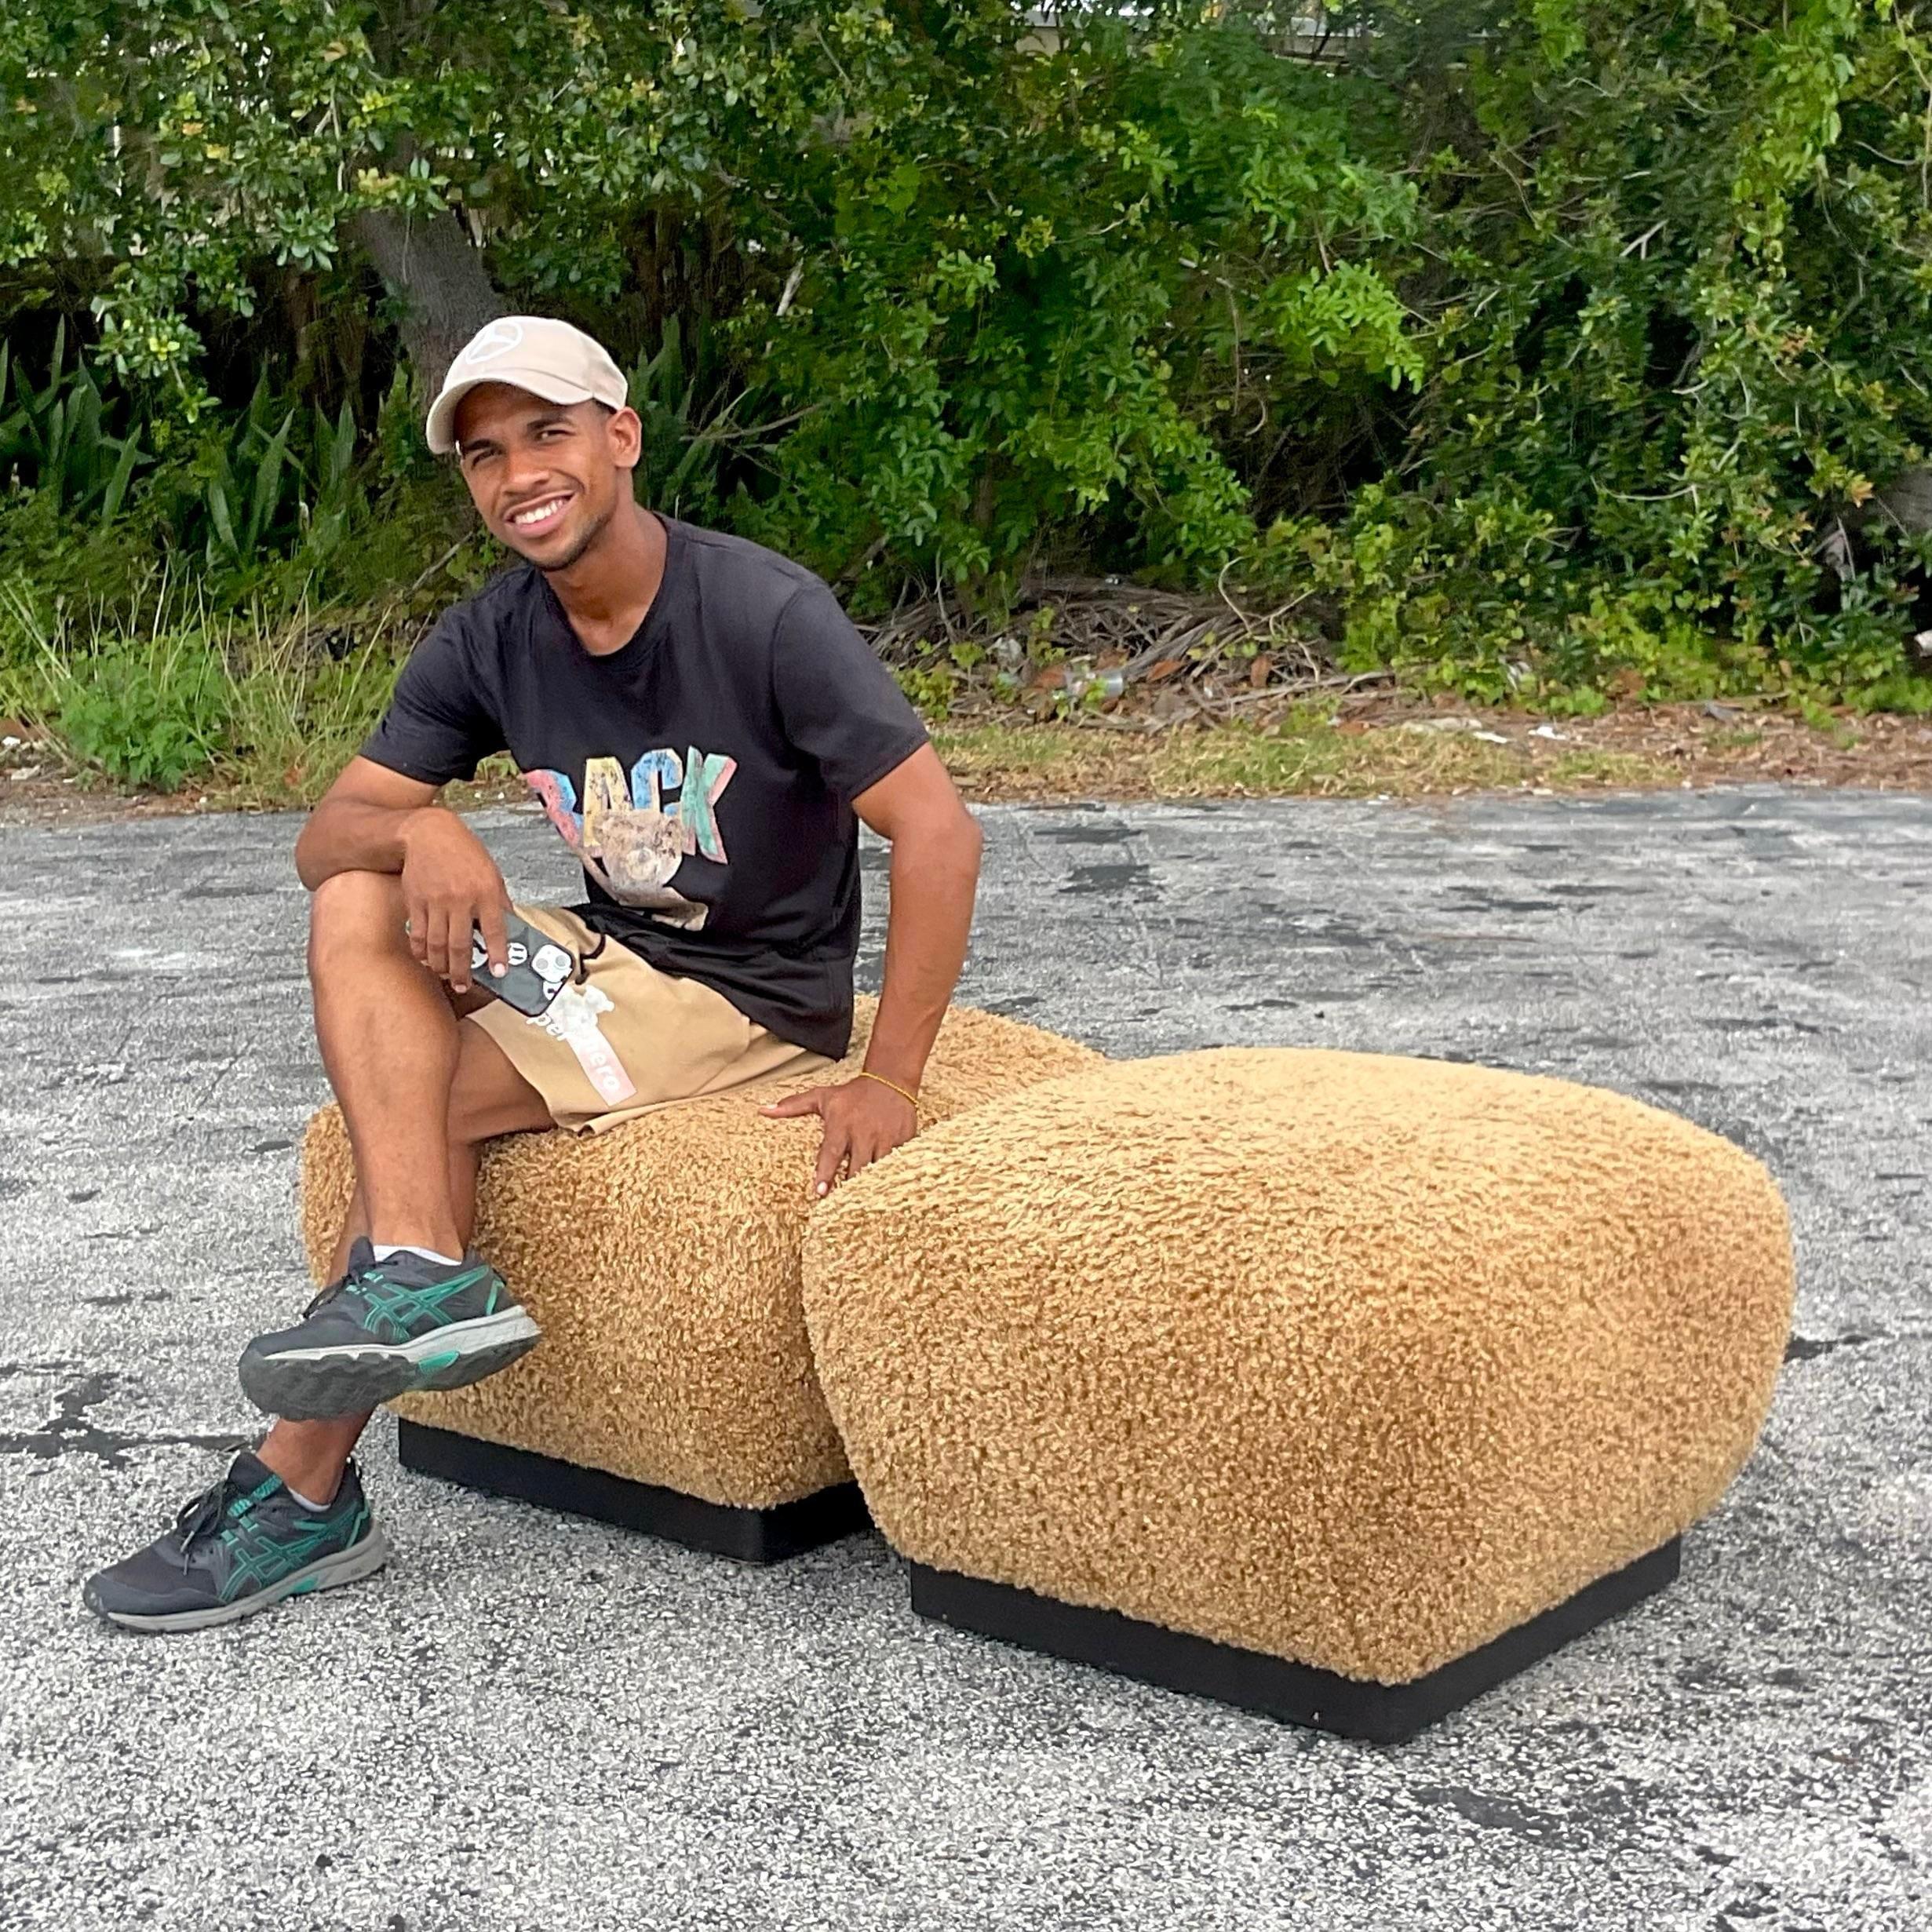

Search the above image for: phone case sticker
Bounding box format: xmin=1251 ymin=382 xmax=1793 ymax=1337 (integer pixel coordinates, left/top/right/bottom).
xmin=472 ymin=928 xmax=574 ymax=1015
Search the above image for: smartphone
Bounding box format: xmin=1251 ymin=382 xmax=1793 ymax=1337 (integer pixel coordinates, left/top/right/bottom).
xmin=468 ymin=913 xmax=576 ymax=1017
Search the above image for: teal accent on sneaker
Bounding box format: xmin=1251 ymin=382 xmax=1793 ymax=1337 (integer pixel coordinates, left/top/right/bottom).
xmin=82 ymin=1451 xmax=390 ymax=1633
xmin=215 ymin=1502 xmax=352 ymax=1602
xmin=236 ymin=1238 xmax=540 ymax=1421
xmin=345 ymin=1267 xmax=491 ymax=1344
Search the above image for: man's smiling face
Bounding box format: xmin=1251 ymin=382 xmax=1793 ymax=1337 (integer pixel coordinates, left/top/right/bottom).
xmin=452 ymin=383 xmax=643 ymax=572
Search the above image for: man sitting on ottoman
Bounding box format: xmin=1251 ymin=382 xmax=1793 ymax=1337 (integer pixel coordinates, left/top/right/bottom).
xmin=84 ymin=315 xmax=982 ymax=1631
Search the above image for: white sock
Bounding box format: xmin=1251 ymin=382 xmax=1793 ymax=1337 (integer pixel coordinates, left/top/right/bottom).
xmin=370 ymin=1241 xmax=464 ymax=1267
xmin=286 ymin=1483 xmax=334 ymax=1512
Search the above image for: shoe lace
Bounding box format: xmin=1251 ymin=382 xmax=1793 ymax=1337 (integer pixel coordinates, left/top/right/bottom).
xmin=300 ymin=1282 xmax=341 ymax=1319
xmin=301 ymin=1257 xmax=385 ymax=1320
xmin=173 ymin=1467 xmax=251 ymax=1566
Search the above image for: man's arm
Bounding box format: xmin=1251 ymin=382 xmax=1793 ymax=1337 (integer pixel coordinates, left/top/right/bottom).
xmin=293 ymin=756 xmax=440 ymax=888
xmin=294 ymin=756 xmax=514 ymax=994
xmin=760 ymin=743 xmax=982 ymax=1194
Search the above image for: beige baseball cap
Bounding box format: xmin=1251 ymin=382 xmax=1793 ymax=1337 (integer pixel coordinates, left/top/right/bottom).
xmin=425 ymin=315 xmax=628 ymax=455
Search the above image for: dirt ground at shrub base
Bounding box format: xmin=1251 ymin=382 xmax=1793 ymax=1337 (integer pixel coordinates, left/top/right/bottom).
xmin=0 ymin=699 xmax=1926 ymax=826
xmin=1502 ymin=698 xmax=1932 ymax=792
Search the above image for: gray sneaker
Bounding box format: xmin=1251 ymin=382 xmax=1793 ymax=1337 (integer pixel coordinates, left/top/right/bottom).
xmin=83 ymin=1449 xmax=390 ymax=1633
xmin=238 ymin=1238 xmax=540 ymax=1420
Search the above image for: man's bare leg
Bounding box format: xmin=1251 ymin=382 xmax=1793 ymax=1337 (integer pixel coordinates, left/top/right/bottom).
xmin=253 ymin=873 xmax=551 ymax=1503
xmin=306 ymin=869 xmax=472 ymax=1256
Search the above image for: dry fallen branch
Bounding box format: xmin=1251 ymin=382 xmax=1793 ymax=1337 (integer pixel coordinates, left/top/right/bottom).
xmin=854 ymin=578 xmax=1342 ymax=722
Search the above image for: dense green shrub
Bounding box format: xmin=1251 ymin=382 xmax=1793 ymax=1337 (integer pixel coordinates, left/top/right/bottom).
xmin=37 ymin=631 xmax=231 ymax=789
xmin=0 ymin=592 xmax=416 ymax=796
xmin=1 ymin=2 xmax=1930 ymax=710
xmin=736 ymin=9 xmax=1419 ymax=596
xmin=1272 ymin=0 xmax=1932 ymax=709
xmin=0 ymin=327 xmax=148 ymax=526
xmin=0 ymin=2 xmax=1419 ymax=602
xmin=0 ymin=490 xmax=163 ymax=643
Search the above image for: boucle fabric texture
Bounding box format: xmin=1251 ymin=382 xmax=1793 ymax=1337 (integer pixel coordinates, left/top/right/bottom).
xmin=801 ymin=1047 xmax=1795 ymax=1682
xmin=299 ymin=1000 xmax=1099 ymax=1509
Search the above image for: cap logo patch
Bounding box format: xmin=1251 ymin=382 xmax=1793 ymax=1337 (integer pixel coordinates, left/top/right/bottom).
xmin=458 ymin=319 xmax=526 ymax=368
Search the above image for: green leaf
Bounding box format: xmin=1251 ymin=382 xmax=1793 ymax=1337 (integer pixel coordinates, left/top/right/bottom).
xmin=326 ymin=399 xmax=356 ymax=495
xmin=246 ymin=411 xmax=296 ymax=550
xmin=98 ymin=428 xmax=142 ymax=527
xmin=206 ymin=479 xmax=236 ymax=556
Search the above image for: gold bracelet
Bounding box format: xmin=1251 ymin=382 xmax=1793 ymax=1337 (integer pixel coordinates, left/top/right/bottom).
xmin=856 ymin=1069 xmax=919 ymax=1112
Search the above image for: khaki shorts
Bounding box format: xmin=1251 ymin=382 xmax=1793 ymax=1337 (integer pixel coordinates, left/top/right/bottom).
xmin=464 ymin=903 xmax=829 ymax=1135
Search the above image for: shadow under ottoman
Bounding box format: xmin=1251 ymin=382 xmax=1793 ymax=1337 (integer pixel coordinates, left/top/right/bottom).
xmin=398 ymin=1418 xmax=869 ymax=1562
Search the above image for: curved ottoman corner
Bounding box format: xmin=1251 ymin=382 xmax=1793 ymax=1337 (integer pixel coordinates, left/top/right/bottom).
xmin=299 ymin=997 xmax=1099 ymax=1555
xmin=801 ymin=1046 xmax=1794 ymax=1731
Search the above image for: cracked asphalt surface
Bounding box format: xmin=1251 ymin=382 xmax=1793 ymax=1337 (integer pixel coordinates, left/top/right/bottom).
xmin=0 ymin=788 xmax=1927 ymax=1932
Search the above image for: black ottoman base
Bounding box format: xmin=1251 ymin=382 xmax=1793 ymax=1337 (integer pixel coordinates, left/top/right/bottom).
xmin=909 ymin=1536 xmax=1682 ymax=1744
xmin=396 ymin=1417 xmax=870 ymax=1563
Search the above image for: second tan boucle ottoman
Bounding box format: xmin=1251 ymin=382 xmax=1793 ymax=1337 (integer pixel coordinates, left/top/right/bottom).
xmin=300 ymin=1000 xmax=1098 ymax=1559
xmin=801 ymin=1047 xmax=1794 ymax=1735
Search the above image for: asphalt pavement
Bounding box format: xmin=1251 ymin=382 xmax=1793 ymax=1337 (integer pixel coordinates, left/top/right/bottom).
xmin=0 ymin=788 xmax=1926 ymax=1932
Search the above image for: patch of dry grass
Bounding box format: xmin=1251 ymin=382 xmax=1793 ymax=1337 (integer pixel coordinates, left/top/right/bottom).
xmin=932 ymin=716 xmax=1674 ymax=802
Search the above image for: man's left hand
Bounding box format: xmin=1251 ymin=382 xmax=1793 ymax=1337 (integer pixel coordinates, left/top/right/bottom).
xmin=760 ymin=1077 xmax=919 ymax=1197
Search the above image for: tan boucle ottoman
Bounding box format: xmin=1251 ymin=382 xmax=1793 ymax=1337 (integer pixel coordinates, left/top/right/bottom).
xmin=801 ymin=1047 xmax=1794 ymax=1735
xmin=301 ymin=1000 xmax=1098 ymax=1560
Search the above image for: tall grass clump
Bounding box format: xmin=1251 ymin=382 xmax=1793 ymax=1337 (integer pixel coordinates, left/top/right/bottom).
xmin=0 ymin=577 xmax=405 ymax=800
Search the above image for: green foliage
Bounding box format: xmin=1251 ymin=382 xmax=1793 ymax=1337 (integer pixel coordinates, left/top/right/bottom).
xmin=894 ymin=664 xmax=961 ymax=724
xmin=214 ymin=625 xmax=414 ymax=803
xmin=0 ymin=341 xmax=486 ymax=642
xmin=738 ymin=8 xmax=1420 ymax=592
xmin=623 ymin=319 xmax=749 ymax=527
xmin=0 ymin=581 xmax=411 ymax=796
xmin=2 ymin=2 xmax=1931 ymax=712
xmin=155 ymin=376 xmax=365 ymax=597
xmin=0 ymin=325 xmax=148 ymax=524
xmin=30 ymin=627 xmax=231 ymax=789
xmin=0 ymin=1 xmax=1419 ymax=600
xmin=0 ymin=490 xmax=162 ymax=645
xmin=1270 ymin=0 xmax=1932 ymax=704
xmin=0 ymin=1 xmax=837 ymax=398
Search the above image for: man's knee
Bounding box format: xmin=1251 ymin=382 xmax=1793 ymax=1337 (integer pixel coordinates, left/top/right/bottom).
xmin=308 ymin=869 xmax=406 ymax=981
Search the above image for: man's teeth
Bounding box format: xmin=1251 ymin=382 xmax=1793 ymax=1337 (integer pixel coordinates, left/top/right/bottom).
xmin=512 ymin=498 xmax=567 ymax=527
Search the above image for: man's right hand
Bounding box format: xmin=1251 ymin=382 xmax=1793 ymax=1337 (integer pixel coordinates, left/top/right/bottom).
xmin=399 ymin=807 xmax=512 ymax=995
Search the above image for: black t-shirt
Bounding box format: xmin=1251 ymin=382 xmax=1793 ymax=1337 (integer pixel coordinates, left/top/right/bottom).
xmin=358 ymin=516 xmax=928 ymax=1058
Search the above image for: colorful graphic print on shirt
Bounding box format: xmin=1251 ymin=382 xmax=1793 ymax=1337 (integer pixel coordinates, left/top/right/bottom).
xmin=524 ymin=746 xmax=737 ymax=932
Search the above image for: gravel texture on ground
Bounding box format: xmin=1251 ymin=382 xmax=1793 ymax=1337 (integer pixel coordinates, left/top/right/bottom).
xmin=0 ymin=789 xmax=1925 ymax=1932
